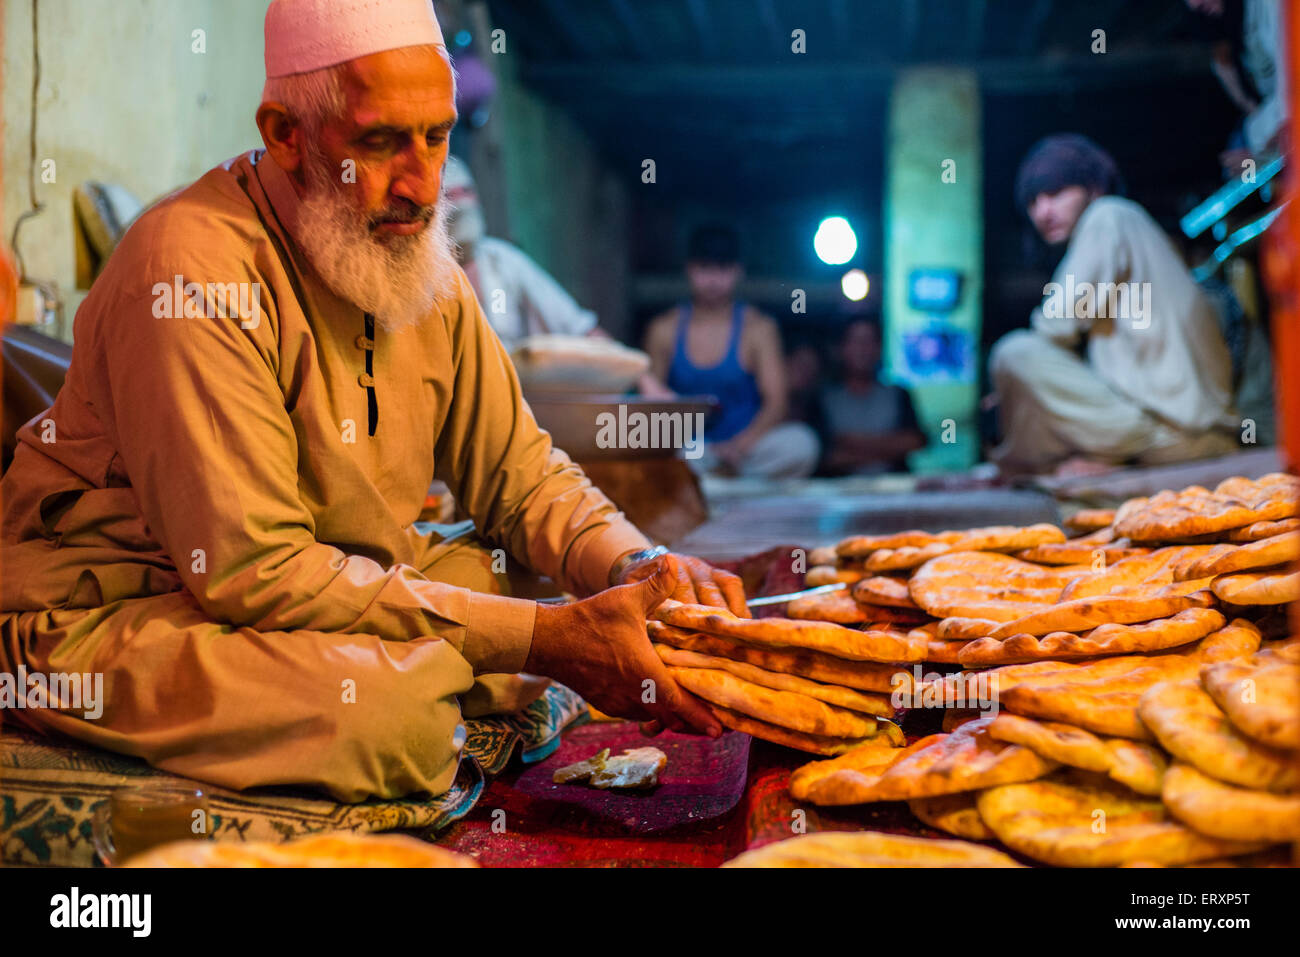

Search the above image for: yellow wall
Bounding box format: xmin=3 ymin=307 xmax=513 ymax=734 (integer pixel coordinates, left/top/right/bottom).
xmin=3 ymin=0 xmax=271 ymax=341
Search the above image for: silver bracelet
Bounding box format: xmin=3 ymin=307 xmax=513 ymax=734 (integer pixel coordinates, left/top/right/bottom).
xmin=609 ymin=545 xmax=670 ymax=586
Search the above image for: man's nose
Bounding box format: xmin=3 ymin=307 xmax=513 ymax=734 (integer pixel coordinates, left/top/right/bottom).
xmin=391 ymin=146 xmax=442 ymax=208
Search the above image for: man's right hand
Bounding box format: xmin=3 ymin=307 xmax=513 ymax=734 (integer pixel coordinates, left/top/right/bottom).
xmin=524 ymin=560 xmax=723 ymax=737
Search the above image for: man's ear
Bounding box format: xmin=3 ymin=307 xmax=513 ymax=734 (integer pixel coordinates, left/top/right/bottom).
xmin=256 ymin=101 xmax=304 ymax=175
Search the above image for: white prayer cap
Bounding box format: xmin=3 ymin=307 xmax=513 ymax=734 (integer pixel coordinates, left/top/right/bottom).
xmin=265 ymin=0 xmax=446 ymax=79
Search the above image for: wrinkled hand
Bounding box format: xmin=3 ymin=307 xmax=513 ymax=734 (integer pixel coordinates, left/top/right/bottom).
xmin=616 ymin=552 xmax=748 ymax=617
xmin=525 ymin=560 xmax=723 ymax=736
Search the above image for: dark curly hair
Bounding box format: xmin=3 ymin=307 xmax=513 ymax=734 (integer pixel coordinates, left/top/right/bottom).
xmin=1014 ymin=134 xmax=1125 ymax=214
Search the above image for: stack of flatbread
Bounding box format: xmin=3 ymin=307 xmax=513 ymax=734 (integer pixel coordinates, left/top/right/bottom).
xmin=763 ymin=472 xmax=1300 ymax=867
xmin=791 ymin=474 xmax=1298 ymax=670
xmin=649 ymin=599 xmax=909 ymax=756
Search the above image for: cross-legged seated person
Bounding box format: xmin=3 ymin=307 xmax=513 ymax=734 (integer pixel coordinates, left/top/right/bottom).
xmin=0 ymin=0 xmax=744 ymax=803
xmin=643 ymin=225 xmax=820 ymax=478
xmin=989 ymin=134 xmax=1238 ymax=476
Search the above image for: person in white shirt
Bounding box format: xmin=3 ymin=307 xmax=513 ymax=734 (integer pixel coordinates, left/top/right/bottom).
xmin=989 ymin=134 xmax=1238 ymax=476
xmin=442 ymin=155 xmax=592 ymax=343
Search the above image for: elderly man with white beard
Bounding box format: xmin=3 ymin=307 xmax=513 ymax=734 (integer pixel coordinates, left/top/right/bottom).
xmin=0 ymin=0 xmax=743 ymax=802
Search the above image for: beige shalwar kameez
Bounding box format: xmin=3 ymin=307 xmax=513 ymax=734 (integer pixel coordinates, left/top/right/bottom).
xmin=0 ymin=150 xmax=651 ymax=802
xmin=990 ymin=196 xmax=1237 ymax=472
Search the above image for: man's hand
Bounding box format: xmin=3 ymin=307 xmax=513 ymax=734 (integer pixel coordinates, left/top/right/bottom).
xmin=615 ymin=552 xmax=748 ymax=617
xmin=525 ymin=561 xmax=723 ymax=736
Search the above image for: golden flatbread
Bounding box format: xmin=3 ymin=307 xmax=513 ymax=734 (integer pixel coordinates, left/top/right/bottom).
xmin=789 ymin=733 xmax=943 ymax=801
xmin=786 ymin=590 xmax=930 ymax=626
xmin=977 ymin=771 xmax=1267 ymax=867
xmin=907 ymin=792 xmax=995 ymax=840
xmin=1057 ymin=545 xmax=1217 ymax=600
xmin=908 ymin=551 xmax=1085 ymax=621
xmin=710 ymin=704 xmax=901 ymax=756
xmin=852 ymin=576 xmax=922 ymax=609
xmin=786 ymin=588 xmax=869 ymax=623
xmin=994 ymin=620 xmax=1262 ymax=739
xmin=959 ymin=608 xmax=1226 ymax=666
xmin=1116 ymin=473 xmax=1299 ymax=542
xmin=1014 ymin=541 xmax=1148 ymax=566
xmin=836 ymin=529 xmax=965 ymax=558
xmin=669 ymin=666 xmax=881 ymax=738
xmin=653 ymin=600 xmax=929 ymax=663
xmin=986 ymin=592 xmax=1214 ymax=640
xmin=1064 ymin=509 xmax=1116 ymax=533
xmin=1211 ymin=568 xmax=1300 ymax=605
xmin=805 ymin=565 xmax=866 ymax=586
xmin=653 ymin=643 xmax=895 ymax=717
xmin=1174 ymin=531 xmax=1300 ymax=580
xmin=808 ymin=546 xmax=840 ymax=566
xmin=1162 ymin=761 xmax=1300 ymax=842
xmin=987 ymin=713 xmax=1167 ymax=795
xmin=937 ymin=617 xmax=1000 ymax=639
xmin=123 ymin=831 xmax=478 ymax=868
xmin=862 ymin=541 xmax=960 ymax=572
xmin=1137 ymin=678 xmax=1300 ymax=792
xmin=838 ymin=525 xmax=1066 ymax=563
xmin=647 ymin=621 xmax=909 ymax=694
xmin=1201 ymin=650 xmax=1300 ymax=751
xmin=859 ymin=524 xmax=1069 ymax=572
xmin=788 ymin=717 xmax=1057 ymax=805
xmin=923 ymin=637 xmax=968 ymax=664
xmin=721 ymin=831 xmax=1023 ymax=867
xmin=1227 ymin=518 xmax=1300 ymax=542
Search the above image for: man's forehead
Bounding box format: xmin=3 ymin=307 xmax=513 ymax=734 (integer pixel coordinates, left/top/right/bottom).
xmin=338 ymin=44 xmax=456 ymax=128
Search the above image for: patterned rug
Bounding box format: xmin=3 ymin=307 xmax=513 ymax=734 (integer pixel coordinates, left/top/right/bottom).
xmin=0 ymin=683 xmax=589 ymax=867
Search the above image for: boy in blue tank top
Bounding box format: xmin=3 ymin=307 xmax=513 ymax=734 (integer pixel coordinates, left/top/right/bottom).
xmin=643 ymin=225 xmax=819 ymax=478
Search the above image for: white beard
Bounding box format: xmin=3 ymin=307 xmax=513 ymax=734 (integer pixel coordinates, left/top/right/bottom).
xmin=293 ymin=149 xmax=461 ymax=332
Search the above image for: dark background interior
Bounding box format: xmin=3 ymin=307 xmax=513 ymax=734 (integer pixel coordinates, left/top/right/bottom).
xmin=481 ymin=0 xmax=1245 ymax=360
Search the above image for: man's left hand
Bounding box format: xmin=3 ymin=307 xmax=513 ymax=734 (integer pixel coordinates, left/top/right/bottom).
xmin=614 ymin=552 xmax=748 ymax=618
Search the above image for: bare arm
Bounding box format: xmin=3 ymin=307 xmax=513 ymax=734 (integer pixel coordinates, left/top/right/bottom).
xmin=642 ymin=311 xmax=679 ymax=394
xmin=723 ymin=311 xmax=788 ymax=455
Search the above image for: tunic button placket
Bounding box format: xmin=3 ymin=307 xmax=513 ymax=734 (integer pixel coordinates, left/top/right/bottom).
xmin=361 ymin=314 xmax=378 ymax=435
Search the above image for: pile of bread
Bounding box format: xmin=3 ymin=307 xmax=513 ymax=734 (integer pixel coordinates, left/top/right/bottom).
xmin=698 ymin=472 xmax=1299 ymax=867
xmin=649 ymin=603 xmax=910 ymax=755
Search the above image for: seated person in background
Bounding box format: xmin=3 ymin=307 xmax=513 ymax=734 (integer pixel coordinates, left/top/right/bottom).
xmin=989 ymin=134 xmax=1237 ymax=477
xmin=643 ymin=224 xmax=819 ymax=478
xmin=443 ymin=154 xmax=596 ymax=346
xmin=783 ymin=338 xmax=828 ymax=441
xmin=444 ymin=155 xmax=669 ymax=395
xmin=819 ymin=318 xmax=926 ymax=475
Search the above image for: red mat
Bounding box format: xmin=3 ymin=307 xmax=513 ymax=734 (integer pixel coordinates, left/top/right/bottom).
xmin=432 ymin=545 xmax=956 ymax=866
xmin=435 ymin=720 xmax=953 ymax=867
